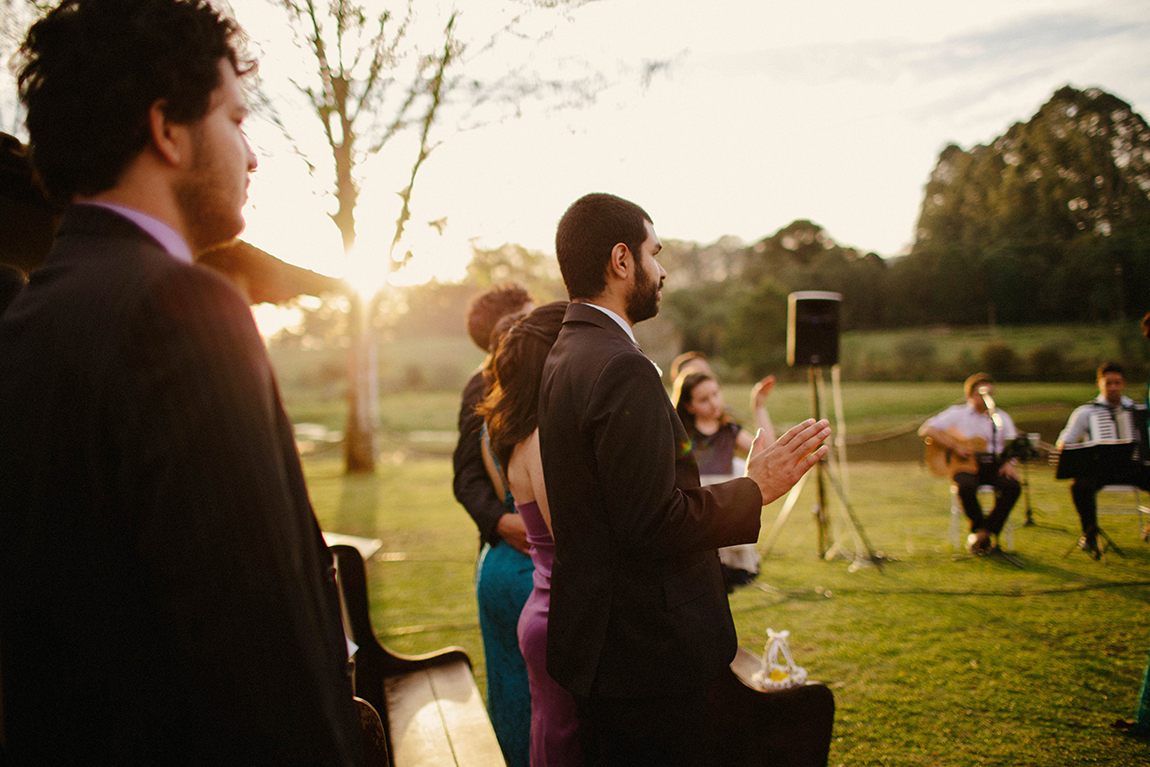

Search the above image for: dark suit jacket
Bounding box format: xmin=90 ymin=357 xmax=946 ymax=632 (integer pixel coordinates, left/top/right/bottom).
xmin=452 ymin=367 xmax=509 ymax=546
xmin=0 ymin=206 xmax=362 ymax=765
xmin=538 ymin=302 xmax=762 ymax=699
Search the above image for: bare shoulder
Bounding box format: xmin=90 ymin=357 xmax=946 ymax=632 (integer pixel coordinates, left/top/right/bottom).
xmin=508 ymin=431 xmax=542 ymax=502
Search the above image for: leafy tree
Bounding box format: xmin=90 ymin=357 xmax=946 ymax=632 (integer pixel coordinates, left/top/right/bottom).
xmin=465 ymin=242 xmax=565 ymax=304
xmin=658 ymin=235 xmax=747 ymax=290
xmin=910 ymin=85 xmax=1150 ymax=327
xmin=662 ymin=281 xmax=734 ymax=359
xmin=722 ymin=278 xmax=789 ymax=377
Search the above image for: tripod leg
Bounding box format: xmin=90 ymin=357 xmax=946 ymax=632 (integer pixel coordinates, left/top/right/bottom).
xmin=1098 ymin=526 xmax=1126 ymax=558
xmin=760 ymin=471 xmax=809 ymax=555
xmin=822 ymin=461 xmax=884 ymax=571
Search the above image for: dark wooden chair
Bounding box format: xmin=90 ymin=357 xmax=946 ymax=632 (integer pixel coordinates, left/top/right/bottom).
xmin=330 ymin=544 xmax=505 ymax=767
xmin=710 ymin=647 xmax=836 ymax=766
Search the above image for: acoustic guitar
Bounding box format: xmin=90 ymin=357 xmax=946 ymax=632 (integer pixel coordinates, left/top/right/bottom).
xmin=923 ymin=427 xmax=988 ymax=478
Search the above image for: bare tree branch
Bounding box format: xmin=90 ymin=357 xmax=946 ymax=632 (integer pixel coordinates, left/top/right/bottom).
xmin=389 ymin=11 xmax=455 ymax=268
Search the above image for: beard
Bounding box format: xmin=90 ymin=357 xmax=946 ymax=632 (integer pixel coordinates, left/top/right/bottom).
xmin=175 ymin=125 xmax=246 ymax=254
xmin=625 ymin=256 xmax=661 ymax=324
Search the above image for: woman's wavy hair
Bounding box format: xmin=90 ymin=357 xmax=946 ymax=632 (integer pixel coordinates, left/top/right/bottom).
xmin=477 ymin=301 xmax=568 ymax=468
xmin=16 ymin=0 xmax=249 ymax=204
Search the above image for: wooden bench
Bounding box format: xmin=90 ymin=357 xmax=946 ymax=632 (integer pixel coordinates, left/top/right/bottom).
xmin=330 ymin=544 xmax=505 ymax=767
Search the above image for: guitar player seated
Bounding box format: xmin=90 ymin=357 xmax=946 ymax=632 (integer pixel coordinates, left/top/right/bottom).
xmin=1055 ymin=362 xmax=1149 ymax=559
xmin=920 ymin=373 xmax=1022 ymax=554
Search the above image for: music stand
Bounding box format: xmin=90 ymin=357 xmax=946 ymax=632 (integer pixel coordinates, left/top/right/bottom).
xmin=1056 ymin=442 xmax=1135 ymax=560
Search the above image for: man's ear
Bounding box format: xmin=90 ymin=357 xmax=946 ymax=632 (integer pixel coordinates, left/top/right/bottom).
xmin=606 ymin=242 xmax=631 ymax=282
xmin=148 ymin=100 xmax=189 ymax=167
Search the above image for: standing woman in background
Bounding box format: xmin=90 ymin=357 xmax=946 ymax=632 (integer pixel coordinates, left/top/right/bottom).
xmin=673 ymin=369 xmax=777 ymax=590
xmin=479 ymin=302 xmax=582 ymax=766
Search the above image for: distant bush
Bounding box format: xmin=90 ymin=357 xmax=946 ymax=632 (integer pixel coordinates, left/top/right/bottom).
xmin=403 ymin=365 xmax=424 ymax=390
xmin=980 ymin=341 xmax=1021 ymax=380
xmin=1028 ymin=343 xmax=1068 ymax=380
xmin=894 ymin=335 xmax=937 ymax=380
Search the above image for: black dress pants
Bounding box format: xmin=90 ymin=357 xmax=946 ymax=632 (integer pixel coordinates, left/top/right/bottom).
xmin=1070 ymin=468 xmax=1150 ymax=535
xmin=954 ymin=462 xmax=1020 ymax=535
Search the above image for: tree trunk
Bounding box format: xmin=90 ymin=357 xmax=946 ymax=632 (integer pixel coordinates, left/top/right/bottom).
xmin=344 ymin=293 xmax=377 ymax=473
xmin=332 ymin=124 xmax=377 ymax=474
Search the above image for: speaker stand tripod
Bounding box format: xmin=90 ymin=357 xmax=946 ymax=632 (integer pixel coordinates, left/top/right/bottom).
xmin=760 ymin=366 xmax=885 ymax=572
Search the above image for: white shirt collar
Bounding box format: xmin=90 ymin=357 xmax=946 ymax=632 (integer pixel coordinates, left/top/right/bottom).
xmin=583 ymin=302 xmax=637 ymax=345
xmin=80 ymin=201 xmax=194 ymax=265
xmin=1094 ymin=394 xmax=1134 ymax=408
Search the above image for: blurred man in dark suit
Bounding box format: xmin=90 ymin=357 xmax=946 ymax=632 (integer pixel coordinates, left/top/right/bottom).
xmin=0 ymin=1 xmax=361 ymax=763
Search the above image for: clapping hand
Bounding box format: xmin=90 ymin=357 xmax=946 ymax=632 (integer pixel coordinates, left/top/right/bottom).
xmin=744 ymin=419 xmax=831 ymax=505
xmin=750 ymin=375 xmax=775 ymax=409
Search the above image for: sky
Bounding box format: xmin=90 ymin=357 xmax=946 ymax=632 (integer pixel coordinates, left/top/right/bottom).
xmin=4 ymin=0 xmax=1150 ymax=295
xmin=225 ymin=0 xmax=1150 ymax=294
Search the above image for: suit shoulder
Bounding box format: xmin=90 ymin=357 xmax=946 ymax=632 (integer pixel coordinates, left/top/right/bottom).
xmin=145 ymin=261 xmax=254 ymax=327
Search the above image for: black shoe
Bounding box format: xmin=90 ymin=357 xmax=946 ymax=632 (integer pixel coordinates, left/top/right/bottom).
xmin=966 ymin=531 xmax=992 ymax=554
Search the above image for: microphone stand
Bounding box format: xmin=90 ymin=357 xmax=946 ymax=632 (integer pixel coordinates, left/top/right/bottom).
xmin=977 ymin=387 xmax=1025 ymax=567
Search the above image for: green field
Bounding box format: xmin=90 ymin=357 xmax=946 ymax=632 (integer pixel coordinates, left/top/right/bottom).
xmin=268 ymin=321 xmax=1149 ymax=408
xmin=291 ymin=377 xmax=1150 ymax=767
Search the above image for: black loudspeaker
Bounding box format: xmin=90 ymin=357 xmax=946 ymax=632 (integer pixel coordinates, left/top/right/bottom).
xmin=787 ymin=292 xmax=841 ymax=367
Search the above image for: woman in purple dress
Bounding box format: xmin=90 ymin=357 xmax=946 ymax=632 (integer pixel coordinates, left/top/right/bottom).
xmin=478 ymin=301 xmax=581 ymax=767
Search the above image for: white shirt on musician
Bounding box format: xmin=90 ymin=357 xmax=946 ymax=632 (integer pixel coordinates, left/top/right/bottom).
xmin=1058 ymin=394 xmax=1139 ymax=445
xmin=924 ymin=402 xmax=1018 ymax=454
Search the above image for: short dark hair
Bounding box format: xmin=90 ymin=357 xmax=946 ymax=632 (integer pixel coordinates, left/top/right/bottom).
xmin=555 ymin=193 xmax=652 ymax=300
xmin=478 ymin=301 xmax=568 ymax=468
xmin=465 ymin=284 xmax=532 ymax=352
xmin=1098 ymin=362 xmax=1125 ymax=379
xmin=963 ymin=372 xmax=992 ymax=400
xmin=16 ymin=0 xmax=248 ymax=204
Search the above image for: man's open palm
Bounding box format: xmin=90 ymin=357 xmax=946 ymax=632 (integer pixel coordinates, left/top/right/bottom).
xmin=744 ymin=419 xmax=831 ymax=505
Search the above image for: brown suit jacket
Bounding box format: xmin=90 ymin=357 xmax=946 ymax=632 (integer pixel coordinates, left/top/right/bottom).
xmin=538 ymin=302 xmax=761 ymax=699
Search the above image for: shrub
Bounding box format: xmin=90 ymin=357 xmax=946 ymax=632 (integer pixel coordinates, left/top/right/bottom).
xmin=1028 ymin=343 xmax=1068 ymax=380
xmin=980 ymin=341 xmax=1021 ymax=381
xmin=894 ymin=335 xmax=937 ymax=380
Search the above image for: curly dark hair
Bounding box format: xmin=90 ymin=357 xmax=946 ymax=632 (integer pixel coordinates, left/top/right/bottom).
xmin=16 ymin=0 xmax=250 ymax=204
xmin=477 ymin=301 xmax=568 ymax=468
xmin=555 ymin=193 xmax=651 ymax=301
xmin=465 ymin=283 xmax=532 ymax=352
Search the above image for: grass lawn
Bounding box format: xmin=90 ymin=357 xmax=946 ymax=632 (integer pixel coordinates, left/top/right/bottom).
xmin=303 ymin=451 xmax=1150 ymax=767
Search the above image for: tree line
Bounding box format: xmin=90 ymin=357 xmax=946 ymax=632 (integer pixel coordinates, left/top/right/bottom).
xmin=275 ymin=84 xmax=1150 ymax=384
xmin=641 ymin=85 xmax=1150 ymax=373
